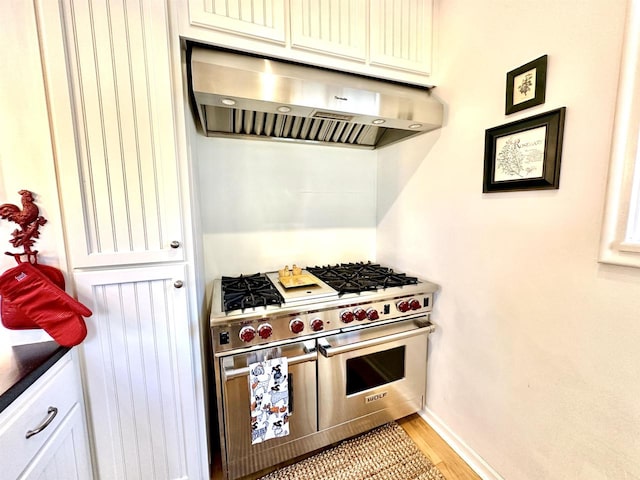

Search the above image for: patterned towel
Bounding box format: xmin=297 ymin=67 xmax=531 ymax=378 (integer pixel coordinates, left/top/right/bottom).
xmin=249 ymin=357 xmax=289 ymax=445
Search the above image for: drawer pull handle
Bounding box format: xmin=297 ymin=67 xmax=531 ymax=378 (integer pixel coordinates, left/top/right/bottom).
xmin=25 ymin=406 xmax=58 ymax=439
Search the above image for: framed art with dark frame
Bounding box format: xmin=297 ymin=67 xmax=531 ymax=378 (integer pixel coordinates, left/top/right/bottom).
xmin=505 ymin=55 xmax=547 ymax=114
xmin=483 ymin=107 xmax=566 ymax=193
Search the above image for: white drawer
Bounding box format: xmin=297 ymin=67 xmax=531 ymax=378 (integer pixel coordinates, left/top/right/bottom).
xmin=0 ymin=353 xmax=80 ymax=480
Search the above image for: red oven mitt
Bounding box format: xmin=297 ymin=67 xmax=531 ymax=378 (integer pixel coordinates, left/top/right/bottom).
xmin=1 ymin=262 xmax=66 ymax=329
xmin=0 ymin=262 xmax=92 ymax=347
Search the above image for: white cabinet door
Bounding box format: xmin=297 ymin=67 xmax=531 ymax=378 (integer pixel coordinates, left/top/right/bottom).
xmin=74 ymin=265 xmax=202 ymax=480
xmin=0 ymin=351 xmax=93 ymax=480
xmin=290 ymin=0 xmax=367 ymax=61
xmin=38 ymin=0 xmax=184 ymax=268
xmin=188 ymin=0 xmax=286 ymax=42
xmin=370 ymin=0 xmax=433 ymax=75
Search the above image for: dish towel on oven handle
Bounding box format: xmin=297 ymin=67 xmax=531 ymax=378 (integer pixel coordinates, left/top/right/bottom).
xmin=249 ymin=357 xmax=289 ymax=445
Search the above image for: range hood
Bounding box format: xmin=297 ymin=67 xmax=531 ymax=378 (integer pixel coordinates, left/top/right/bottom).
xmin=189 ymin=46 xmax=443 ymax=149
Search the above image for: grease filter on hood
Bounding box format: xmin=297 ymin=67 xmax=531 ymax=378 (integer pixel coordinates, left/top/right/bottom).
xmin=189 ymin=46 xmax=444 ymax=149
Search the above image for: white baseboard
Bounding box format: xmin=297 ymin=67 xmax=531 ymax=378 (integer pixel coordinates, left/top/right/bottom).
xmin=418 ymin=408 xmax=504 ymax=480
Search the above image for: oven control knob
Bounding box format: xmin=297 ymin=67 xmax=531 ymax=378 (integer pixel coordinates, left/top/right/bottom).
xmin=396 ymin=300 xmax=410 ymax=313
xmin=310 ymin=318 xmax=324 ymax=332
xmin=340 ymin=310 xmax=355 ymax=323
xmin=366 ymin=308 xmax=379 ymax=321
xmin=239 ymin=326 xmax=256 ymax=343
xmin=257 ymin=323 xmax=273 ymax=339
xmin=409 ymin=299 xmax=422 ymax=311
xmin=354 ymin=308 xmax=367 ymax=321
xmin=290 ymin=318 xmax=305 ymax=334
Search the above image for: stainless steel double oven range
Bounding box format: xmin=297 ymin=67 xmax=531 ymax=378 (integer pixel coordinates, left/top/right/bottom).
xmin=209 ymin=262 xmax=439 ymax=480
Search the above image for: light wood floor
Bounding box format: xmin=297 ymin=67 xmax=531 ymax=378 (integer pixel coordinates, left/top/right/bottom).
xmin=211 ymin=413 xmax=480 ymax=479
xmin=397 ymin=414 xmax=481 ymax=480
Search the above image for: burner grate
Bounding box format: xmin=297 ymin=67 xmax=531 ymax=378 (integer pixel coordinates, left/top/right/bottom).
xmin=307 ymin=261 xmax=418 ymax=294
xmin=221 ymin=273 xmax=284 ymax=311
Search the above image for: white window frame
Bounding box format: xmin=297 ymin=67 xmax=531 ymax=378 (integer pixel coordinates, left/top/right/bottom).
xmin=599 ymin=0 xmax=640 ymax=267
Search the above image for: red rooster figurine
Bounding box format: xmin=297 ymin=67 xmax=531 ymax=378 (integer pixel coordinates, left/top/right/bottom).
xmin=0 ymin=190 xmax=40 ymax=229
xmin=0 ymin=190 xmax=47 ymax=253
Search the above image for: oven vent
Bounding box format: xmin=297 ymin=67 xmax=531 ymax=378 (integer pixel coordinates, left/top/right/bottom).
xmin=190 ymin=45 xmax=444 ymax=149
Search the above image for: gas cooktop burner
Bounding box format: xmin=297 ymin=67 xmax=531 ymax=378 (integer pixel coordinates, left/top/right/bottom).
xmin=307 ymin=262 xmax=418 ymax=294
xmin=221 ymin=273 xmax=284 ymax=311
xmin=211 ymin=261 xmax=438 ymax=353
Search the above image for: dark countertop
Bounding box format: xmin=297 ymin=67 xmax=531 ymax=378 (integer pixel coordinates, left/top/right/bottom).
xmin=0 ymin=341 xmax=69 ymax=414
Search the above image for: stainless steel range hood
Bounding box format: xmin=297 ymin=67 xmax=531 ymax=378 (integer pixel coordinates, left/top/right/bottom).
xmin=189 ymin=46 xmax=443 ymax=149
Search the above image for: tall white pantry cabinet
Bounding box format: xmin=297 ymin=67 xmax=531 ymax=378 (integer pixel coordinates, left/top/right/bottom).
xmin=36 ymin=1 xmax=208 ymax=479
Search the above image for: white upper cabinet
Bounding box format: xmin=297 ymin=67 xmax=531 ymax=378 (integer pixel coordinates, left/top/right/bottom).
xmin=39 ymin=0 xmax=184 ymax=268
xmin=189 ymin=0 xmax=287 ymax=42
xmin=176 ymin=0 xmax=435 ymax=85
xmin=290 ymin=0 xmax=367 ymax=61
xmin=370 ymin=0 xmax=432 ymax=74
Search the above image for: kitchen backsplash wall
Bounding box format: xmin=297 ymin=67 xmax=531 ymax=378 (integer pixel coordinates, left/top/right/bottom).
xmin=195 ymin=136 xmax=377 ymax=283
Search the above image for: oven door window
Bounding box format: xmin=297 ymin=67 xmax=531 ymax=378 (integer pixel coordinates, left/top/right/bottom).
xmin=345 ymin=346 xmax=405 ymax=396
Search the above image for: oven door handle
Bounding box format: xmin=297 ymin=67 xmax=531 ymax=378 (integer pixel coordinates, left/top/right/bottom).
xmin=318 ymin=324 xmax=435 ymax=358
xmin=222 ymin=351 xmax=318 ymax=381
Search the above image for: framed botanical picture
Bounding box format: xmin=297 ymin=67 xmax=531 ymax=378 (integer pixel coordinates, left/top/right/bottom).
xmin=483 ymin=107 xmax=566 ymax=193
xmin=505 ymin=55 xmax=548 ymax=114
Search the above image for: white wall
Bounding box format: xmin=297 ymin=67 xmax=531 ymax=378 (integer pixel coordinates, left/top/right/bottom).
xmin=196 ymin=136 xmax=377 ymax=290
xmin=377 ymin=1 xmax=640 ymax=479
xmin=0 ymin=1 xmax=69 ymax=347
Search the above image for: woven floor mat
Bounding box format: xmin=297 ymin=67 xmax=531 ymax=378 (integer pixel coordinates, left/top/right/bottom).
xmin=258 ymin=422 xmax=446 ymax=480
